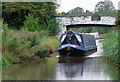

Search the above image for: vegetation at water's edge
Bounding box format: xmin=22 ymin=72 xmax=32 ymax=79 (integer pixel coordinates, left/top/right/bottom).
xmin=102 ymin=30 xmax=119 ymax=66
xmin=102 ymin=10 xmax=120 ymax=66
xmin=2 ymin=2 xmax=60 ymax=68
xmin=2 ymin=21 xmax=59 ymax=68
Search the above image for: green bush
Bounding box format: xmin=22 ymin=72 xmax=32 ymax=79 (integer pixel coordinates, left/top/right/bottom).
xmin=2 ymin=11 xmax=60 ymax=68
xmin=23 ymin=14 xmax=60 ymax=36
xmin=2 ymin=22 xmax=60 ymax=67
xmin=2 ymin=2 xmax=57 ymax=29
xmin=42 ymin=16 xmax=60 ymax=36
xmin=2 ymin=24 xmax=42 ymax=66
xmin=103 ymin=30 xmax=119 ymax=62
xmin=23 ymin=14 xmax=41 ymax=31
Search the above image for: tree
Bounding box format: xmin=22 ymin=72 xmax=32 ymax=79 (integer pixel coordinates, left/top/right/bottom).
xmin=67 ymin=7 xmax=84 ymax=16
xmin=2 ymin=2 xmax=57 ymax=29
xmin=61 ymin=7 xmax=84 ymax=16
xmin=60 ymin=7 xmax=93 ymax=16
xmin=84 ymin=10 xmax=93 ymax=15
xmin=94 ymin=0 xmax=116 ymax=15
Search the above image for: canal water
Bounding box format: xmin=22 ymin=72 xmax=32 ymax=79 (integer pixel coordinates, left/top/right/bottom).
xmin=2 ymin=40 xmax=118 ymax=80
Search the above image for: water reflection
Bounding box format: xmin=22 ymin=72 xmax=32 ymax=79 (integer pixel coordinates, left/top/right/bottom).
xmin=58 ymin=57 xmax=85 ymax=78
xmin=2 ymin=54 xmax=119 ymax=80
xmin=56 ymin=57 xmax=116 ymax=80
xmin=2 ymin=57 xmax=58 ymax=80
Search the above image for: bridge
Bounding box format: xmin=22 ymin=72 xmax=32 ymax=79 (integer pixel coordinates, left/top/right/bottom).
xmin=56 ymin=15 xmax=116 ymax=33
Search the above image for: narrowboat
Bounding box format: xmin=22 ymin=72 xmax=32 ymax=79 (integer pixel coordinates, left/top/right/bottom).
xmin=58 ymin=31 xmax=97 ymax=56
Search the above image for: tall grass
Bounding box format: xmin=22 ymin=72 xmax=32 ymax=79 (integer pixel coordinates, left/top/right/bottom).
xmin=103 ymin=30 xmax=119 ymax=63
xmin=2 ymin=23 xmax=59 ymax=67
xmin=41 ymin=36 xmax=59 ymax=51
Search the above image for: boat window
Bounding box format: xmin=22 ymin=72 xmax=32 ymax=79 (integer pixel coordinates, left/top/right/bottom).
xmin=63 ymin=36 xmax=69 ymax=44
xmin=61 ymin=35 xmax=66 ymax=42
xmin=62 ymin=35 xmax=79 ymax=45
xmin=71 ymin=35 xmax=78 ymax=44
xmin=75 ymin=34 xmax=82 ymax=42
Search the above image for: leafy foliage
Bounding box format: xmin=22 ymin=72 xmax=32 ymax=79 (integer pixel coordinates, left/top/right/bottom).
xmin=42 ymin=16 xmax=60 ymax=36
xmin=66 ymin=7 xmax=84 ymax=16
xmin=2 ymin=2 xmax=58 ymax=30
xmin=70 ymin=27 xmax=111 ymax=34
xmin=2 ymin=22 xmax=59 ymax=67
xmin=115 ymin=10 xmax=120 ymax=27
xmin=61 ymin=7 xmax=93 ymax=16
xmin=23 ymin=13 xmax=41 ymax=31
xmin=60 ymin=0 xmax=117 ymax=16
xmin=103 ymin=30 xmax=119 ymax=62
xmin=2 ymin=2 xmax=60 ymax=36
xmin=94 ymin=0 xmax=117 ymax=15
xmin=23 ymin=13 xmax=60 ymax=36
xmin=2 ymin=2 xmax=60 ymax=68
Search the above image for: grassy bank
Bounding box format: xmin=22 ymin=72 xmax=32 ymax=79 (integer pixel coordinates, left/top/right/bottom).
xmin=102 ymin=30 xmax=119 ymax=66
xmin=2 ymin=23 xmax=59 ymax=68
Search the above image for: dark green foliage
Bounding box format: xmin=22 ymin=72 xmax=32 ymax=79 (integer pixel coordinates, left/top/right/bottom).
xmin=2 ymin=2 xmax=58 ymax=31
xmin=23 ymin=13 xmax=60 ymax=36
xmin=85 ymin=10 xmax=93 ymax=15
xmin=2 ymin=2 xmax=28 ymax=29
xmin=70 ymin=27 xmax=92 ymax=33
xmin=61 ymin=7 xmax=93 ymax=16
xmin=115 ymin=18 xmax=120 ymax=27
xmin=97 ymin=27 xmax=112 ymax=34
xmin=67 ymin=7 xmax=84 ymax=16
xmin=115 ymin=10 xmax=120 ymax=27
xmin=70 ymin=27 xmax=112 ymax=34
xmin=42 ymin=16 xmax=60 ymax=36
xmin=35 ymin=50 xmax=49 ymax=58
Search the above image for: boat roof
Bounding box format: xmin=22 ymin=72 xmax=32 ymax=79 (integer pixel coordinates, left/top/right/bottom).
xmin=61 ymin=31 xmax=90 ymax=36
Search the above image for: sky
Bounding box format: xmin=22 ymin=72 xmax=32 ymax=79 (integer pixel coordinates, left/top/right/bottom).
xmin=57 ymin=0 xmax=120 ymax=13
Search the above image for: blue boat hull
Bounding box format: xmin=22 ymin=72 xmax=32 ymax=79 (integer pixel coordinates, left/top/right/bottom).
xmin=58 ymin=44 xmax=97 ymax=56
